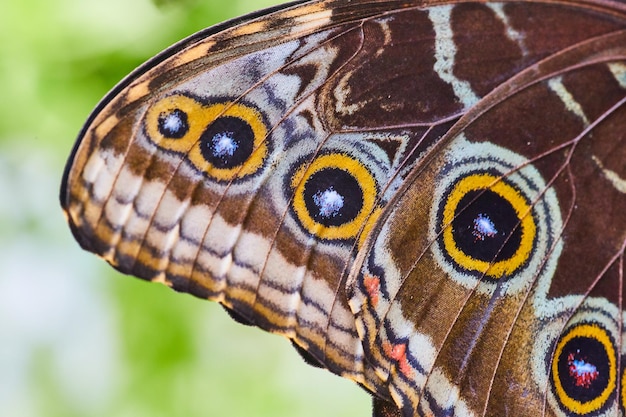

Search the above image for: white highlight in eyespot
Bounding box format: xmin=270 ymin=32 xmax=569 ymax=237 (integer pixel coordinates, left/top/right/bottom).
xmin=314 ymin=188 xmax=344 ymax=217
xmin=211 ymin=132 xmax=238 ymax=157
xmin=473 ymin=213 xmax=497 ymax=241
xmin=428 ymin=6 xmax=480 ymax=108
xmin=569 ymin=358 xmax=598 ymax=383
xmin=162 ymin=113 xmax=184 ymax=134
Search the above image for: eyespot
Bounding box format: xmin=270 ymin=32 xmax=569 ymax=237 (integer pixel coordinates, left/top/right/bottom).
xmin=158 ymin=108 xmax=189 ymax=139
xmin=551 ymin=323 xmax=617 ymax=415
xmin=198 ymin=116 xmax=254 ymax=170
xmin=145 ymin=95 xmax=204 ymax=153
xmin=428 ymin=139 xmax=561 ymax=295
xmin=440 ymin=172 xmax=536 ymax=278
xmin=290 ymin=153 xmax=378 ymax=241
xmin=145 ymin=94 xmax=269 ymax=182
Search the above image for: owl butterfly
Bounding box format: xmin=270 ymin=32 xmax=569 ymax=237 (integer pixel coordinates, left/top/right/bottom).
xmin=61 ymin=0 xmax=626 ymax=415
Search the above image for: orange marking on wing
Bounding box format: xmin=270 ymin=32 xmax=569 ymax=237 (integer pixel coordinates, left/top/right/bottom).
xmin=364 ymin=274 xmax=380 ymax=307
xmin=383 ymin=341 xmax=414 ymax=379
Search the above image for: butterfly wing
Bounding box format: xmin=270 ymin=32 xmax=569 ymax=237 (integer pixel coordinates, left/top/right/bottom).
xmin=349 ymin=5 xmax=626 ymax=417
xmin=61 ymin=0 xmax=408 ymax=397
xmin=61 ymin=0 xmax=626 ymax=416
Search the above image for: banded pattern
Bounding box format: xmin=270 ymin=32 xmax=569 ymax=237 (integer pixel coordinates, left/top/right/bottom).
xmin=61 ymin=0 xmax=626 ymax=416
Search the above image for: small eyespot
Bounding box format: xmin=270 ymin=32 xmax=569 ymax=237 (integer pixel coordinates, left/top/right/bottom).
xmin=440 ymin=173 xmax=536 ymax=279
xmin=304 ymin=168 xmax=361 ymax=226
xmin=158 ymin=108 xmax=189 ymax=139
xmin=290 ymin=153 xmax=378 ymax=241
xmin=145 ymin=95 xmax=203 ymax=153
xmin=145 ymin=94 xmax=269 ymax=182
xmin=551 ymin=323 xmax=616 ymax=415
xmin=199 ymin=116 xmax=255 ymax=170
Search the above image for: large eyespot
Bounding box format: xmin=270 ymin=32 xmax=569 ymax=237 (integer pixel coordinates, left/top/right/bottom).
xmin=145 ymin=94 xmax=269 ymax=182
xmin=290 ymin=153 xmax=378 ymax=241
xmin=532 ymin=300 xmax=619 ymax=417
xmin=441 ymin=172 xmax=536 ymax=278
xmin=429 ymin=139 xmax=562 ymax=295
xmin=551 ymin=323 xmax=617 ymax=415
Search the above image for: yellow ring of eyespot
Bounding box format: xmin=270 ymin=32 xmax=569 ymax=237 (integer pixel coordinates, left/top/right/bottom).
xmin=621 ymin=366 xmax=626 ymax=412
xmin=145 ymin=94 xmax=268 ymax=181
xmin=146 ymin=95 xmax=205 ymax=153
xmin=291 ymin=153 xmax=377 ymax=241
xmin=441 ymin=173 xmax=536 ymax=278
xmin=552 ymin=323 xmax=616 ymax=414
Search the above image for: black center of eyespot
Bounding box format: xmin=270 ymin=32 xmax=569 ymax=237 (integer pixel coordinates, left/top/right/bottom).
xmin=200 ymin=116 xmax=254 ymax=169
xmin=303 ymin=168 xmax=363 ymax=227
xmin=452 ymin=189 xmax=522 ymax=262
xmin=557 ymin=336 xmax=610 ymax=403
xmin=157 ymin=109 xmax=189 ymax=138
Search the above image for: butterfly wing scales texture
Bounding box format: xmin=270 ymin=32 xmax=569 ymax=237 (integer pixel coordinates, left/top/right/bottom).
xmin=350 ymin=9 xmax=626 ymax=417
xmin=60 ymin=0 xmax=626 ymax=416
xmin=62 ymin=0 xmax=395 ymax=396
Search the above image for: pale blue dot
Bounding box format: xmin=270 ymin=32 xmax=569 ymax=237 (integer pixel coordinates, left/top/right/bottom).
xmin=313 ymin=188 xmax=344 ymax=218
xmin=570 ymin=359 xmax=597 ymax=377
xmin=163 ymin=113 xmax=183 ymax=133
xmin=472 ymin=213 xmax=497 ymax=241
xmin=212 ymin=132 xmax=238 ymax=157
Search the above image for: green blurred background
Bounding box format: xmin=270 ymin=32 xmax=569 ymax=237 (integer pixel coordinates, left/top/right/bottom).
xmin=0 ymin=0 xmax=370 ymax=416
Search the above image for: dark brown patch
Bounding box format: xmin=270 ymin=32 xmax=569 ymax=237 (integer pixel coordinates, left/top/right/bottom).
xmin=452 ymin=3 xmax=524 ymax=97
xmin=506 ymin=2 xmax=626 ymax=61
xmin=324 ymin=9 xmax=462 ymax=129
